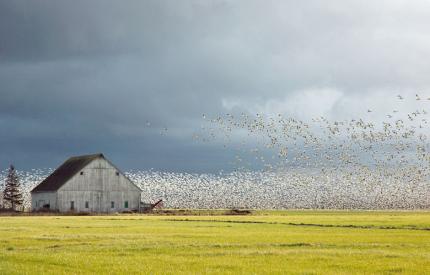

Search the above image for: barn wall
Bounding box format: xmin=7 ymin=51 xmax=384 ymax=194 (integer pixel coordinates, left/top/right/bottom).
xmin=57 ymin=158 xmax=141 ymax=213
xmin=31 ymin=192 xmax=57 ymax=211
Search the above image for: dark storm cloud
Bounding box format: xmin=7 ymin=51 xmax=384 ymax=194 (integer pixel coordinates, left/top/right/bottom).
xmin=1 ymin=0 xmax=430 ymax=171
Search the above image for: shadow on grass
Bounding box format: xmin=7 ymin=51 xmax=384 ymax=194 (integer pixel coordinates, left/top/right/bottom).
xmin=163 ymin=218 xmax=430 ymax=231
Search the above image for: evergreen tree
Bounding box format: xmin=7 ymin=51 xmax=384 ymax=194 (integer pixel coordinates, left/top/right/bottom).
xmin=0 ymin=177 xmax=3 ymax=208
xmin=3 ymin=165 xmax=23 ymax=211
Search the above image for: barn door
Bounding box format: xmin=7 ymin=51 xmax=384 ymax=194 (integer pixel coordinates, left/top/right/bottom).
xmin=93 ymin=192 xmax=102 ymax=212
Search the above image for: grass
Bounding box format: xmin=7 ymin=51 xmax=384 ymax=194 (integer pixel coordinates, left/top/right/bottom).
xmin=1 ymin=210 xmax=430 ymax=274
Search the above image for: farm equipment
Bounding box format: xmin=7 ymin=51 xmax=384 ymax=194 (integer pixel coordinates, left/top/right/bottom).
xmin=140 ymin=199 xmax=163 ymax=212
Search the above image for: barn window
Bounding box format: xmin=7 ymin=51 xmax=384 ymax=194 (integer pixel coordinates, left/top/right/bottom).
xmin=116 ymin=171 xmax=119 ymax=176
xmin=85 ymin=201 xmax=89 ymax=208
xmin=70 ymin=201 xmax=75 ymax=210
xmin=111 ymin=201 xmax=115 ymax=208
xmin=80 ymin=171 xmax=84 ymax=175
xmin=124 ymin=201 xmax=128 ymax=208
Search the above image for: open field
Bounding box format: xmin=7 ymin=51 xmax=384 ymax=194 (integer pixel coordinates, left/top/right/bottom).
xmin=1 ymin=211 xmax=430 ymax=274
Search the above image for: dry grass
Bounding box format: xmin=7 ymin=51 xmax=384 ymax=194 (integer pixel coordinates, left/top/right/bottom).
xmin=1 ymin=210 xmax=430 ymax=274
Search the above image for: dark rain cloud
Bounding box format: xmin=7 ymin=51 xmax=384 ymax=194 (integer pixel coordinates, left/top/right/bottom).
xmin=1 ymin=0 xmax=430 ymax=171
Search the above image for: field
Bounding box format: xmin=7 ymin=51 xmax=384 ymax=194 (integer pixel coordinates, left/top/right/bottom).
xmin=1 ymin=211 xmax=430 ymax=274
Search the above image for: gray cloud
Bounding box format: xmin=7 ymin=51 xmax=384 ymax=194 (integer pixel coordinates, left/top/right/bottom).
xmin=1 ymin=0 xmax=430 ymax=171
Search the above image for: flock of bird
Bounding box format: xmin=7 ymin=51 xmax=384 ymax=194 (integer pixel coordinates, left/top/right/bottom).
xmin=2 ymin=167 xmax=428 ymax=210
xmin=191 ymin=93 xmax=430 ymax=209
xmin=1 ymin=94 xmax=430 ymax=210
xmin=133 ymin=169 xmax=429 ymax=209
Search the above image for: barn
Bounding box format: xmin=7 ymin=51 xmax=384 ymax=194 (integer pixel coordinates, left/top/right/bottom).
xmin=30 ymin=153 xmax=142 ymax=213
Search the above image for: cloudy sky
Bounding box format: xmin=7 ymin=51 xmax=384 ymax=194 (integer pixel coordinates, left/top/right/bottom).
xmin=1 ymin=0 xmax=429 ymax=172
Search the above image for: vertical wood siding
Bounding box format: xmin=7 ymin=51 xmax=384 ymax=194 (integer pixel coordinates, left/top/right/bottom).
xmin=32 ymin=158 xmax=141 ymax=213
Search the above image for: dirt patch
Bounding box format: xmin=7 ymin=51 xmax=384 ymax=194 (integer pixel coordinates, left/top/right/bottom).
xmin=149 ymin=209 xmax=253 ymax=216
xmin=224 ymin=209 xmax=253 ymax=215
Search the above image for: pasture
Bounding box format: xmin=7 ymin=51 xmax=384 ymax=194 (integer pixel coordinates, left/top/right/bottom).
xmin=1 ymin=211 xmax=430 ymax=274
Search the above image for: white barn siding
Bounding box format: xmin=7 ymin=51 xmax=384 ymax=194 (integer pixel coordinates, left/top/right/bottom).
xmin=31 ymin=155 xmax=141 ymax=213
xmin=57 ymin=158 xmax=141 ymax=213
xmin=31 ymin=192 xmax=57 ymax=210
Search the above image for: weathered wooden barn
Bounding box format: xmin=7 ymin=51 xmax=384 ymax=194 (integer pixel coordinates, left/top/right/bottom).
xmin=31 ymin=153 xmax=142 ymax=213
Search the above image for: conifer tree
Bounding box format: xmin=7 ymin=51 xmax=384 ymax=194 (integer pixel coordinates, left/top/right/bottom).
xmin=0 ymin=177 xmax=3 ymax=208
xmin=3 ymin=165 xmax=23 ymax=211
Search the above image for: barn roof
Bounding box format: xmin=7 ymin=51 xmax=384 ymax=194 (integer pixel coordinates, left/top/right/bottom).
xmin=31 ymin=153 xmax=104 ymax=193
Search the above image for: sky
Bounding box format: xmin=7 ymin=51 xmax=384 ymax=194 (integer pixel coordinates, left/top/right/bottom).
xmin=1 ymin=0 xmax=430 ymax=172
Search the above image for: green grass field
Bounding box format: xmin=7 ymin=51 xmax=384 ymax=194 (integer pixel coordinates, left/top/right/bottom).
xmin=1 ymin=211 xmax=430 ymax=274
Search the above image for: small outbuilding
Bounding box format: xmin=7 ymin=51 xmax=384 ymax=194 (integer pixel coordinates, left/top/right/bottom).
xmin=31 ymin=153 xmax=142 ymax=213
